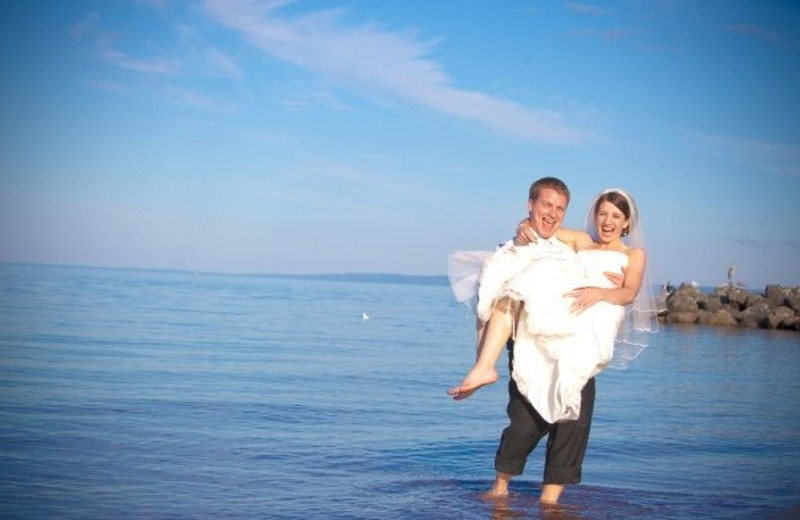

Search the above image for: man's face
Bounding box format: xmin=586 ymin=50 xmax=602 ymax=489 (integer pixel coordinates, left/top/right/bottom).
xmin=527 ymin=187 xmax=568 ymax=239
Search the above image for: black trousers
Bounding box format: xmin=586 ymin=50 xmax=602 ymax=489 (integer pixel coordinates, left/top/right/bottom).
xmin=494 ymin=343 xmax=596 ymax=485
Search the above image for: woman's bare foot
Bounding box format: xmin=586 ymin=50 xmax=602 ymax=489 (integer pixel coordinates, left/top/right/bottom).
xmin=447 ymin=366 xmax=499 ymax=400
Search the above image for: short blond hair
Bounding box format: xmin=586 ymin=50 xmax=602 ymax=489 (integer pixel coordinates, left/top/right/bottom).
xmin=529 ymin=177 xmax=570 ymax=204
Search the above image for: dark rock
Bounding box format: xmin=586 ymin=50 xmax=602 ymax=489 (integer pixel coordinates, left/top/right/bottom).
xmin=765 ymin=285 xmax=789 ymax=307
xmin=666 ymin=311 xmax=699 ymax=324
xmin=661 ymin=282 xmax=799 ymax=331
xmin=700 ymin=296 xmax=723 ymax=313
xmin=722 ymin=302 xmax=741 ymax=317
xmin=787 ymin=291 xmax=800 ymax=313
xmin=726 ymin=287 xmax=750 ymax=308
xmin=700 ymin=309 xmax=738 ymax=326
xmin=745 ymin=293 xmax=769 ymax=309
xmin=740 ymin=317 xmax=762 ymax=329
xmin=738 ymin=302 xmax=771 ymax=328
xmin=782 ymin=316 xmax=800 ymax=331
xmin=666 ymin=285 xmax=702 ymax=313
xmin=766 ymin=306 xmax=797 ymax=329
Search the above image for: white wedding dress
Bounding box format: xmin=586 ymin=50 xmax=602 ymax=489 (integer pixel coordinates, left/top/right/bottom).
xmin=453 ymin=240 xmax=628 ymax=423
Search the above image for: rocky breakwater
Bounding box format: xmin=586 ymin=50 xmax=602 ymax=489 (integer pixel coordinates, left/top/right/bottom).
xmin=663 ymin=283 xmax=800 ymax=331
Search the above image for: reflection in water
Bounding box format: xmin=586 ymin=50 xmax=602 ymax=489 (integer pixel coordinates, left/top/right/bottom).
xmin=482 ymin=490 xmax=585 ymax=520
xmin=483 ymin=493 xmax=524 ymax=520
xmin=486 ymin=497 xmax=526 ymax=520
xmin=538 ymin=503 xmax=585 ymax=520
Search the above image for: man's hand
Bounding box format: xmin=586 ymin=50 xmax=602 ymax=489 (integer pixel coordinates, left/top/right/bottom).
xmin=513 ymin=219 xmax=538 ymax=246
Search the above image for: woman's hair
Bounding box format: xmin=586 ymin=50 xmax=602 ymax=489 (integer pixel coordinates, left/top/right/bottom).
xmin=594 ymin=190 xmax=634 ymax=236
xmin=529 ymin=177 xmax=570 ymax=204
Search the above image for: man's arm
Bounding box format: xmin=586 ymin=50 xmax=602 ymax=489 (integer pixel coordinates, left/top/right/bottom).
xmin=513 ymin=220 xmax=592 ymax=250
xmin=513 ymin=219 xmax=536 ymax=245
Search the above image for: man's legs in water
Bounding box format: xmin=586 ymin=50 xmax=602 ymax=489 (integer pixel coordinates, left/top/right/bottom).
xmin=487 ymin=372 xmax=550 ymax=497
xmin=487 ymin=360 xmax=596 ymax=504
xmin=486 ymin=481 xmax=561 ymax=504
xmin=539 ymin=484 xmax=564 ymax=504
xmin=540 ymin=377 xmax=596 ymax=503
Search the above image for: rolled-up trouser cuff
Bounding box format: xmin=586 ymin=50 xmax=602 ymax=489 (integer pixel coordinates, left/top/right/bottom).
xmin=494 ymin=455 xmax=526 ymax=476
xmin=543 ymin=465 xmax=582 ymax=485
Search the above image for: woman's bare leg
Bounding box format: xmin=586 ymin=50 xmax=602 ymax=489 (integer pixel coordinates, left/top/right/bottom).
xmin=448 ymin=298 xmax=520 ymax=400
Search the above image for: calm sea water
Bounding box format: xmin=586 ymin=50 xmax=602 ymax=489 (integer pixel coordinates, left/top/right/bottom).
xmin=1 ymin=264 xmax=798 ymax=520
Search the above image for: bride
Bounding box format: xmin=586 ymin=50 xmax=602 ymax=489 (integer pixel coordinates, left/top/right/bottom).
xmin=448 ymin=188 xmax=658 ymax=423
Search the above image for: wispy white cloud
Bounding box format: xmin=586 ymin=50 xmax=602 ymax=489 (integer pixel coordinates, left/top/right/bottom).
xmin=177 ymin=23 xmax=200 ymax=44
xmin=71 ymin=10 xmax=118 ymax=45
xmin=683 ymin=129 xmax=800 ymax=179
xmin=205 ymin=47 xmax=244 ymax=83
xmin=98 ymin=48 xmax=178 ymax=75
xmin=723 ymin=24 xmax=800 ymax=49
xmin=71 ymin=11 xmax=99 ymax=37
xmin=272 ymin=155 xmax=441 ymax=203
xmin=72 ymin=11 xmax=177 ymax=76
xmin=276 ymin=81 xmax=355 ymax=112
xmin=162 ymin=86 xmax=239 ymax=113
xmin=203 ymin=0 xmax=587 ymax=143
xmin=564 ymin=2 xmax=613 ymax=16
xmin=72 ymin=15 xmax=248 ymax=117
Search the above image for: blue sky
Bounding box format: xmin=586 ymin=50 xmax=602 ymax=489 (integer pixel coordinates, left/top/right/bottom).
xmin=1 ymin=0 xmax=799 ymax=288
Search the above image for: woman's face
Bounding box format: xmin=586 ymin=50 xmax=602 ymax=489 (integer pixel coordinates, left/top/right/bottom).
xmin=594 ymin=200 xmax=629 ymax=244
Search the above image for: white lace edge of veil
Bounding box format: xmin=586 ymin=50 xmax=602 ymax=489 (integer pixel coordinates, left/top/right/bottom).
xmin=583 ymin=187 xmax=661 ymax=370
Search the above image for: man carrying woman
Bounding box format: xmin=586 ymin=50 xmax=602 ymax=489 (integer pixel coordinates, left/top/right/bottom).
xmin=448 ymin=177 xmax=658 ymax=504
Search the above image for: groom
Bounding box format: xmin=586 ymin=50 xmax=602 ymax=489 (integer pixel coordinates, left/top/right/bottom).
xmin=486 ymin=176 xmax=604 ymax=504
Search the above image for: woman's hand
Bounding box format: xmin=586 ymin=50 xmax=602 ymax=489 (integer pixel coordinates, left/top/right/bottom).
xmin=565 ymin=286 xmax=606 ymax=314
xmin=604 ymin=269 xmax=625 ymax=288
xmin=514 ymin=219 xmax=538 ymax=246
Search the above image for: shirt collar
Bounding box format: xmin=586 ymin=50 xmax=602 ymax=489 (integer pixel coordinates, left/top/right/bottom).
xmin=533 ymin=230 xmax=557 ymax=246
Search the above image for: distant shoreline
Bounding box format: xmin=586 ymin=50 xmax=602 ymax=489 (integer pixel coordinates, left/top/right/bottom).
xmin=252 ymin=272 xmax=449 ymax=286
xmin=0 ymin=262 xmax=450 ymax=287
xmin=2 ymin=263 xmax=798 ymax=295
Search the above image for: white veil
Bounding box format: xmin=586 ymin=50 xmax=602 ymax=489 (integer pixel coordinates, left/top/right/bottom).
xmin=584 ymin=188 xmax=660 ymax=369
xmin=447 ymin=250 xmax=493 ymax=313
